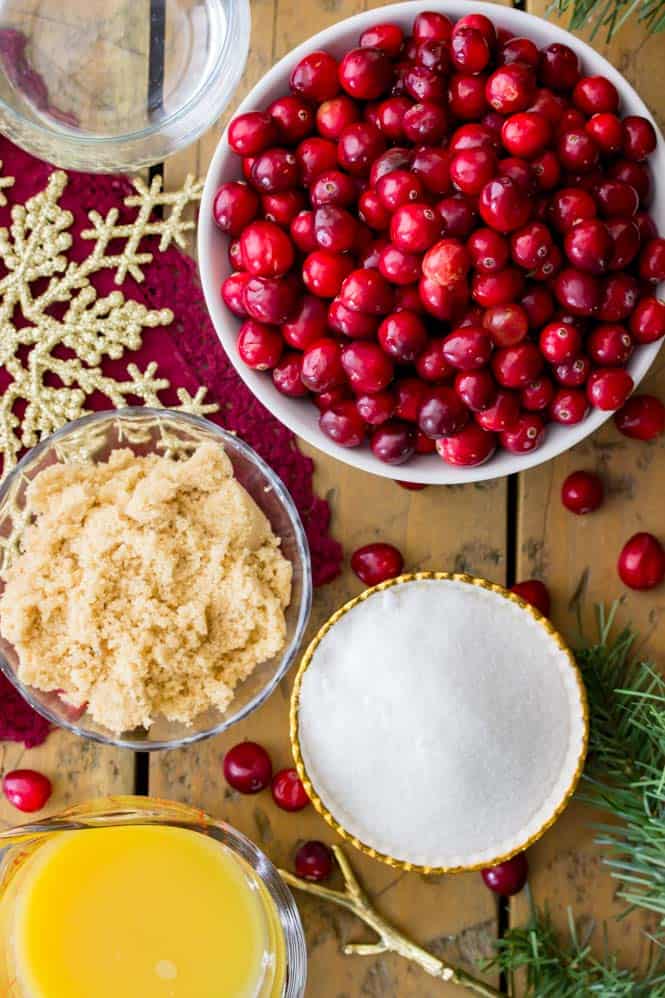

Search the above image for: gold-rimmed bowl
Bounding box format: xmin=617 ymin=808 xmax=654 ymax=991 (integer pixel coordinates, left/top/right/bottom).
xmin=290 ymin=572 xmax=589 ymax=875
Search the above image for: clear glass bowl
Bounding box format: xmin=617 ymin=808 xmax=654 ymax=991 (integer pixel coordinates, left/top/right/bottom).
xmin=0 ymin=0 xmax=250 ymax=171
xmin=0 ymin=796 xmax=307 ymax=997
xmin=0 ymin=407 xmax=312 ymax=750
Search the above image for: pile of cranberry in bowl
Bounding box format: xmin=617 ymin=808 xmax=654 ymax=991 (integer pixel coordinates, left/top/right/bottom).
xmin=200 ymin=1 xmax=665 ymax=483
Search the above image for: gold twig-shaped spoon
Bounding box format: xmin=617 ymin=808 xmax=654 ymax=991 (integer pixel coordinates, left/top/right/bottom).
xmin=279 ymin=845 xmax=501 ymax=997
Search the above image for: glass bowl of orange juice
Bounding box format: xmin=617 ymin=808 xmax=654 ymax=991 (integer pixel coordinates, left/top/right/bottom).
xmin=0 ymin=796 xmax=307 ymax=997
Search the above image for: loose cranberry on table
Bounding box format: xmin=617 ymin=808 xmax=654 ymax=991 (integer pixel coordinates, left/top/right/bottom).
xmin=272 ymin=768 xmax=310 ymax=812
xmin=510 ymin=579 xmax=551 ymax=616
xmin=615 ymin=395 xmax=665 ymax=441
xmin=561 ymin=470 xmax=604 ymax=514
xmin=351 ymin=542 xmax=404 ymax=586
xmin=2 ymin=769 xmax=53 ymax=813
xmin=295 ymin=840 xmax=334 ymax=882
xmin=223 ymin=742 xmax=273 ymax=794
xmin=618 ymin=533 xmax=665 ymax=590
xmin=481 ymin=852 xmax=529 ymax=896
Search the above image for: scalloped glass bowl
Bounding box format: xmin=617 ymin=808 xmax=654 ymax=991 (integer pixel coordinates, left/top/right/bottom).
xmin=198 ymin=0 xmax=665 ymax=484
xmin=0 ymin=408 xmax=312 ymax=750
xmin=0 ymin=797 xmax=307 ymax=997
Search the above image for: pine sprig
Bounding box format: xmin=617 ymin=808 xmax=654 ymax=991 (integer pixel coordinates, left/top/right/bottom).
xmin=549 ymin=0 xmax=665 ymax=41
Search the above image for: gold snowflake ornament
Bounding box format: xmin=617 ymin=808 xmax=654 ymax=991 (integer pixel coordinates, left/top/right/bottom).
xmin=0 ymin=168 xmax=215 ymax=476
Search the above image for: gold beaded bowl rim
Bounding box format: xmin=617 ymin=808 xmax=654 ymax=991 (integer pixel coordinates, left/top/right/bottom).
xmin=290 ymin=572 xmax=589 ymax=875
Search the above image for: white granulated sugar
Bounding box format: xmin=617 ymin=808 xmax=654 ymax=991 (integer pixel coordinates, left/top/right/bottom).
xmin=298 ymin=579 xmax=586 ymax=868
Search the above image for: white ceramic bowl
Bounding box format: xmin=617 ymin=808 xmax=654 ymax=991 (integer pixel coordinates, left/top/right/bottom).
xmin=199 ymin=1 xmax=665 ymax=484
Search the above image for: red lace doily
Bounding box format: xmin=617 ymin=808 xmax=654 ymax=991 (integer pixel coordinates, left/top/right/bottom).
xmin=0 ymin=137 xmax=342 ymax=747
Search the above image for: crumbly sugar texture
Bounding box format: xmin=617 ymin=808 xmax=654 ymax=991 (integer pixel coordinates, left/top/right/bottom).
xmin=298 ymin=579 xmax=587 ymax=869
xmin=0 ymin=443 xmax=292 ymax=733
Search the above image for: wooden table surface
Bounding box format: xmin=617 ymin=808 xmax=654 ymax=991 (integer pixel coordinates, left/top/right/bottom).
xmin=1 ymin=1 xmax=664 ymax=994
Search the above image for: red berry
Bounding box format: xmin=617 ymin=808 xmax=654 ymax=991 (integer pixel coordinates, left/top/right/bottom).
xmin=501 ymin=112 xmax=551 ymax=159
xmin=261 ymin=190 xmax=306 ymax=227
xmin=340 ymin=268 xmax=394 ymax=315
xmin=371 ymin=420 xmax=416 ymax=464
xmin=237 ymin=320 xmax=283 ymax=370
xmin=303 ymin=250 xmax=354 ymax=298
xmin=573 ymin=76 xmax=619 ymax=115
xmin=295 ymin=840 xmax=333 ymax=882
xmin=390 ymin=203 xmax=441 ymax=254
xmin=615 ymin=395 xmax=665 ymax=441
xmin=455 ymin=370 xmax=497 ymax=411
xmin=585 ymin=113 xmax=623 ymax=155
xmin=415 ymin=39 xmax=450 ymax=75
xmin=341 ymin=341 xmax=394 ymax=393
xmin=606 ymin=218 xmax=640 ymax=271
xmin=228 ymin=112 xmax=277 ymax=156
xmin=510 ymin=580 xmax=550 ymax=615
xmin=242 ymin=275 xmax=299 ymax=324
xmin=453 ymin=13 xmax=497 ymax=46
xmin=479 ymin=177 xmax=532 ymax=233
xmin=448 ymin=73 xmax=488 ymax=121
xmin=564 ymin=219 xmax=612 ymax=275
xmin=450 ymin=148 xmax=497 ymax=196
xmin=609 ymin=159 xmax=651 ymax=202
xmin=360 ymin=22 xmax=404 ymax=57
xmin=450 ymin=27 xmax=491 ymax=75
xmin=377 ymin=96 xmax=411 ymax=141
xmin=301 ymin=338 xmax=344 ymax=392
xmin=436 ymin=423 xmax=496 ymax=466
xmin=414 ymin=339 xmax=453 ymax=384
xmin=511 ymin=221 xmax=553 ymax=270
xmin=553 ymin=355 xmax=591 ymax=388
xmin=250 ymin=148 xmax=299 ymax=193
xmin=413 ymin=11 xmax=453 ymax=43
xmin=483 ymin=304 xmax=529 ymax=347
xmin=521 ymin=377 xmax=555 ymax=412
xmin=376 ymin=170 xmax=424 ymax=212
xmin=442 ymin=327 xmax=493 ymax=371
xmin=351 ymin=542 xmax=404 ymax=585
xmin=290 ymin=51 xmax=339 ymax=102
xmin=370 ymin=146 xmax=412 ymax=186
xmin=403 ymin=101 xmax=448 ymax=145
xmin=539 ymin=321 xmax=582 ymax=364
xmin=319 ymin=401 xmax=367 ymax=447
xmin=476 ymin=390 xmax=521 ymax=432
xmin=394 ymin=377 xmax=428 ymax=420
xmin=272 ymin=768 xmax=310 ymax=811
xmin=558 ymin=129 xmax=599 ymax=173
xmin=269 ymin=95 xmax=315 ymax=144
xmin=561 ymin=470 xmax=604 ymax=514
xmin=598 ymin=274 xmax=640 ymax=322
xmin=472 ymin=268 xmax=524 ymax=308
xmin=290 ymin=210 xmax=317 ymax=253
xmin=378 ymin=311 xmax=428 ymax=362
xmin=549 ymin=187 xmax=597 ymax=233
xmin=521 ymin=285 xmax=555 ymax=329
xmin=621 ymin=115 xmax=657 ymax=162
xmin=328 ymin=299 xmax=378 ymax=339
xmin=356 ymin=390 xmax=396 ymax=425
xmin=553 ymin=268 xmax=600 ymax=317
xmin=222 ymin=272 xmax=250 ymax=317
xmin=310 ymin=170 xmax=357 ymax=208
xmin=223 ymin=742 xmax=272 ymax=794
xmin=587 ymin=323 xmax=633 ymax=367
xmin=418 ymin=386 xmax=469 ymax=438
xmin=486 ymin=65 xmax=535 ymax=115
xmin=239 ymin=220 xmax=295 ymax=277
xmin=593 ymin=179 xmax=639 ymax=218
xmin=467 ymin=228 xmax=510 ymax=273
xmin=339 ymin=47 xmax=393 ymax=100
xmin=282 ymin=295 xmax=328 ymax=351
xmin=492 ymin=343 xmax=543 ymax=389
xmin=618 ymin=532 xmax=665 ymax=590
xmin=213 ymin=182 xmax=259 ymax=235
xmin=273 ymin=352 xmax=308 ymax=397
xmin=500 ymin=412 xmax=546 ymax=453
xmin=378 ymin=244 xmax=421 ymax=286
xmin=549 ymin=388 xmax=589 ymax=425
xmin=2 ymin=769 xmax=52 ymax=812
xmin=501 ymin=37 xmax=539 ymax=68
xmin=404 ymin=64 xmax=447 ymax=102
xmin=639 ymin=239 xmax=665 ymax=284
xmin=538 ymin=43 xmax=580 ymax=93
xmin=436 ymin=194 xmax=478 ymax=238
xmin=587 ymin=368 xmax=633 ymax=410
xmin=313 ymin=205 xmax=358 ymax=253
xmin=481 ymin=853 xmax=529 ymax=896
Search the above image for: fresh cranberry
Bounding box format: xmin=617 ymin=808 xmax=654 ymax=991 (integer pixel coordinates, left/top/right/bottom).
xmin=593 ymin=179 xmax=639 ymax=218
xmin=529 ymin=87 xmax=567 ymax=124
xmin=378 ymin=311 xmax=427 ymax=362
xmin=455 ymin=370 xmax=497 ymax=411
xmin=415 ymin=39 xmax=450 ymax=74
xmin=549 ymin=187 xmax=597 ymax=233
xmin=351 ymin=542 xmax=404 ymax=585
xmin=573 ymin=75 xmax=619 ymax=115
xmin=498 ymin=156 xmax=535 ymax=193
xmin=448 ymin=73 xmax=488 ymax=121
xmin=295 ymin=841 xmax=334 ymax=882
xmin=389 ymin=203 xmax=441 ymax=254
xmin=413 ymin=10 xmax=453 ymax=43
xmin=406 ymin=148 xmax=449 ymax=198
xmin=587 ymin=368 xmax=634 ymax=410
xmin=268 ymin=96 xmax=314 ymax=144
xmin=228 ymin=112 xmax=277 ymax=155
xmin=562 ymin=470 xmax=604 ymax=514
xmin=338 ymin=122 xmax=386 ymax=176
xmin=538 ymin=43 xmax=580 ymax=92
xmin=622 ymin=115 xmax=657 ymax=161
xmin=522 ymin=376 xmax=555 ymax=411
xmin=510 ymin=580 xmax=550 ymax=615
xmin=564 ymin=219 xmax=612 ymax=275
xmin=558 ymin=129 xmax=599 ymax=174
xmin=414 ymin=340 xmax=452 ymax=384
xmin=290 ymin=51 xmax=339 ymax=102
xmin=500 ymin=36 xmax=539 ymax=67
xmin=415 ymin=430 xmax=437 ymax=455
xmin=314 ymin=386 xmax=350 ymax=412
xmin=395 ymin=284 xmax=426 ymax=313
xmin=369 ymin=146 xmax=412 ymax=186
xmin=539 ymin=321 xmax=581 ymax=363
xmin=315 ymin=95 xmax=359 ymax=140
xmin=481 ymin=854 xmax=529 ymax=896
xmin=360 ymin=22 xmax=404 ymax=57
xmin=549 ymin=387 xmax=589 ymax=424
xmin=403 ymin=101 xmax=448 ymax=145
xmin=492 ymin=343 xmax=543 ymax=388
xmin=395 ymin=377 xmax=428 ymax=420
xmin=501 ymin=412 xmax=546 ymax=453
xmin=310 ymin=170 xmax=357 ymax=208
xmin=476 ymin=390 xmax=521 ymax=431
xmin=228 ymin=238 xmax=243 ymax=270
xmin=420 ymin=239 xmax=468 ymax=288
xmin=441 ymin=327 xmax=492 ymax=371
xmin=223 ymin=742 xmax=272 ymax=794
xmin=553 ymin=356 xmax=591 ymax=388
xmin=357 ymin=191 xmax=390 ymax=231
xmin=486 ymin=64 xmax=535 ymax=115
xmin=341 ymin=341 xmax=394 ymax=393
xmin=618 ymin=533 xmax=665 ymax=590
xmin=213 ymin=181 xmax=259 ymax=236
xmin=290 ymin=210 xmax=317 ymax=252
xmin=339 ymin=47 xmax=393 ymax=100
xmin=242 ymin=274 xmax=299 ymax=325
xmin=396 ymin=478 xmax=428 ymax=488
xmin=467 ymin=228 xmax=509 ymax=273
xmin=531 ymin=150 xmax=561 ymax=191
xmin=356 ymin=390 xmax=396 ymax=425
xmin=340 ymin=268 xmax=394 ymax=315
xmin=376 ymin=171 xmax=423 ymax=212
xmin=436 ymin=194 xmax=478 ymax=238
xmin=511 ymin=221 xmax=553 ymax=270
xmin=237 ymin=320 xmax=283 ymax=370
xmin=521 ymin=285 xmax=555 ymax=328
xmin=377 ymin=96 xmax=412 ymax=141
xmin=606 ymin=218 xmax=640 ymax=271
xmin=371 ymin=420 xmax=416 ymax=464
xmin=2 ymin=769 xmax=52 ymax=812
xmin=301 ymin=338 xmax=344 ymax=392
xmin=295 ymin=136 xmax=337 ymax=184
xmin=585 ymin=113 xmax=623 ymax=155
xmin=419 ymin=277 xmax=467 ymax=320
xmin=630 ymin=297 xmax=665 ymax=344
xmin=479 ymin=176 xmax=532 ymax=233
xmin=261 ymin=190 xmax=306 ymax=227
xmin=640 ymin=238 xmax=665 ymax=283
xmin=418 ymin=386 xmax=469 ymax=438
xmin=450 ymin=27 xmax=490 ymax=74
xmin=319 ymin=401 xmax=367 ymax=447
xmin=272 ymin=768 xmax=310 ymax=811
xmin=273 ymin=352 xmax=309 ymax=397
xmin=311 ymin=205 xmax=356 ymax=253
xmin=404 ymin=64 xmax=447 ymax=102
xmin=588 ymin=323 xmax=633 ymax=366
xmin=222 ymin=272 xmax=250 ymax=317
xmin=250 ymin=148 xmax=299 ymax=192
xmin=378 ymin=244 xmax=421 ymax=286
xmin=608 ymin=159 xmax=651 ymax=203
xmin=501 ymin=112 xmax=551 ymax=159
xmin=553 ymin=268 xmax=600 ymax=316
xmin=598 ymin=274 xmax=640 ymax=322
xmin=453 ymin=12 xmax=497 ymax=45
xmin=483 ymin=304 xmax=529 ymax=347
xmin=615 ymin=395 xmax=665 ymax=440
xmin=239 ymin=220 xmax=295 ymax=277
xmin=302 ymin=250 xmax=354 ymax=298
xmin=436 ymin=423 xmax=496 ymax=466
xmin=281 ymin=296 xmax=327 ymax=351
xmin=449 ymin=148 xmax=496 ymax=196
xmin=472 ymin=268 xmax=524 ymax=308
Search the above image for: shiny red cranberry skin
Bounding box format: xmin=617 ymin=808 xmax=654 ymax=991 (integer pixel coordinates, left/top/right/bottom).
xmin=2 ymin=769 xmax=52 ymax=812
xmin=378 ymin=244 xmax=421 ymax=286
xmin=539 ymin=321 xmax=581 ymax=364
xmin=228 ymin=238 xmax=243 ymax=270
xmin=442 ymin=328 xmax=493 ymax=371
xmin=239 ymin=220 xmax=295 ymax=278
xmin=295 ymin=137 xmax=336 ymax=185
xmin=630 ymin=297 xmax=665 ymax=344
xmin=622 ymin=115 xmax=657 ymax=161
xmin=467 ymin=228 xmax=509 ymax=273
xmin=500 ymin=412 xmax=545 ymax=453
xmin=562 ymin=470 xmax=604 ymax=515
xmin=448 ymin=73 xmax=488 ymax=121
xmin=436 ymin=194 xmax=477 ymax=238
xmin=609 ymin=159 xmax=651 ymax=203
xmin=378 ymin=312 xmax=427 ymax=362
xmin=564 ymin=219 xmax=612 ymax=275
xmin=242 ymin=275 xmax=299 ymax=325
xmin=530 ymin=150 xmax=560 ymax=192
xmin=572 ymin=74 xmax=619 ymax=114
xmin=521 ymin=285 xmax=555 ymax=329
xmin=290 ymin=51 xmax=339 ymax=102
xmin=250 ymin=148 xmax=299 ymax=193
xmin=261 ymin=190 xmax=306 ymax=227
xmin=413 ymin=340 xmax=452 ymax=384
xmin=449 ymin=148 xmax=496 ymax=197
xmin=237 ymin=320 xmax=283 ymax=370
xmin=450 ymin=27 xmax=490 ymax=74
xmin=394 ymin=284 xmax=426 ymax=313
xmin=351 ymin=542 xmax=404 ymax=585
xmin=342 ymin=341 xmax=394 ymax=393
xmin=593 ymin=180 xmax=639 ymax=219
xmin=554 ymin=356 xmax=591 ymax=388
xmin=272 ymin=768 xmax=310 ymax=811
xmin=538 ymin=42 xmax=580 ymax=91
xmin=476 ymin=390 xmax=520 ymax=432
xmin=273 ymin=352 xmax=308 ymax=397
xmin=640 ymin=238 xmax=665 ymax=283
xmin=339 ymin=47 xmax=393 ymax=100
xmin=492 ymin=343 xmax=543 ymax=389
xmin=312 ymin=205 xmax=357 ymax=254
xmin=340 ymin=268 xmax=394 ymax=315
xmin=222 ymin=272 xmax=250 ymax=318
xmin=615 ymin=394 xmax=665 ymax=440
xmin=587 ymin=368 xmax=634 ymax=410
xmin=213 ymin=182 xmax=259 ymax=236
xmin=549 ymin=387 xmax=589 ymax=424
xmin=282 ymin=295 xmax=328 ymax=351
xmin=479 ymin=176 xmax=532 ymax=233
xmin=454 ymin=370 xmax=497 ymax=412
xmin=314 ymin=385 xmax=351 ymax=413
xmin=228 ymin=112 xmax=277 ymax=155
xmin=389 ymin=203 xmax=441 ymax=254
xmin=338 ymin=122 xmax=386 ymax=176
xmin=404 ymin=149 xmax=447 ymax=199
xmin=415 ymin=39 xmax=450 ymax=74
xmin=369 ymin=146 xmax=412 ymax=186
xmin=377 ymin=96 xmax=411 ymax=141
xmin=618 ymin=532 xmax=665 ymax=590
xmin=371 ymin=420 xmax=416 ymax=464
xmin=267 ymin=96 xmax=313 ymax=145
xmin=553 ymin=268 xmax=600 ymax=317
xmin=310 ymin=170 xmax=357 ymax=209
xmin=528 ymin=87 xmax=566 ymax=124
xmin=223 ymin=742 xmax=272 ymax=794
xmin=501 ymin=112 xmax=551 ymax=160
xmin=558 ymin=129 xmax=599 ymax=174
xmin=294 ymin=840 xmax=333 ymax=883
xmin=486 ymin=65 xmax=535 ymax=115
xmin=413 ymin=10 xmax=452 ymax=42
xmin=376 ymin=171 xmax=424 ymax=212
xmin=481 ymin=852 xmax=528 ymax=896
xmin=521 ymin=376 xmax=555 ymax=411
xmin=301 ymin=338 xmax=344 ymax=392
xmin=360 ymin=22 xmax=404 ymax=56
xmin=454 ymin=12 xmax=496 ymax=44
xmin=314 ymin=96 xmax=358 ymax=140
xmin=500 ymin=36 xmax=538 ymax=67
xmin=419 ymin=277 xmax=466 ymax=321
xmin=511 ymin=221 xmax=553 ymax=270
xmin=472 ymin=268 xmax=524 ymax=309
xmin=605 ymin=218 xmax=640 ymax=271
xmin=418 ymin=386 xmax=469 ymax=438
xmin=483 ymin=304 xmax=529 ymax=347
xmin=303 ymin=250 xmax=353 ymax=298
xmin=404 ymin=64 xmax=447 ymax=102
xmin=319 ymin=401 xmax=367 ymax=447
xmin=421 ymin=239 xmax=470 ymax=288
xmin=436 ymin=423 xmax=496 ymax=466
xmin=598 ymin=274 xmax=640 ymax=322
xmin=549 ymin=187 xmax=597 ymax=233
xmin=585 ymin=112 xmax=623 ymax=155
xmin=588 ymin=323 xmax=633 ymax=367
xmin=402 ymin=102 xmax=447 ymax=145
xmin=356 ymin=390 xmax=396 ymax=425
xmin=510 ymin=580 xmax=550 ymax=615
xmin=290 ymin=210 xmax=317 ymax=253
xmin=357 ymin=191 xmax=390 ymax=231
xmin=394 ymin=377 xmax=428 ymax=421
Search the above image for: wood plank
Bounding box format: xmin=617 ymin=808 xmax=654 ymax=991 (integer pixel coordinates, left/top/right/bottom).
xmin=515 ymin=2 xmax=665 ymax=974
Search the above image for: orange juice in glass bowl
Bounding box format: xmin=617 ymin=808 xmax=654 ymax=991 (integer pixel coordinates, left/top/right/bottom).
xmin=0 ymin=797 xmax=307 ymax=998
